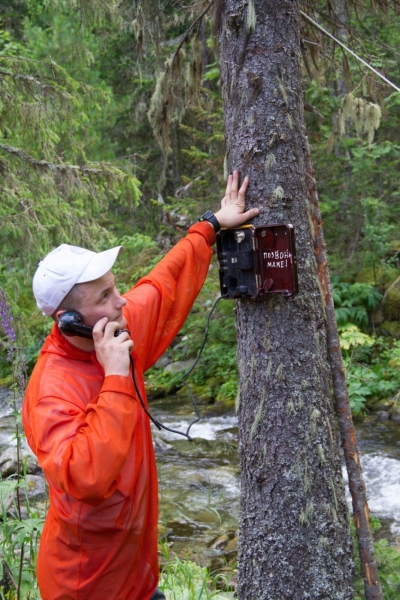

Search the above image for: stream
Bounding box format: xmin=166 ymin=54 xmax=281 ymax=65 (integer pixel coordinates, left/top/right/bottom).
xmin=0 ymin=387 xmax=399 ymax=571
xmin=150 ymin=395 xmax=400 ymax=561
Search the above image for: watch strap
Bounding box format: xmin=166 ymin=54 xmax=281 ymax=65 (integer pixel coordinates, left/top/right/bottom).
xmin=198 ymin=210 xmax=221 ymax=234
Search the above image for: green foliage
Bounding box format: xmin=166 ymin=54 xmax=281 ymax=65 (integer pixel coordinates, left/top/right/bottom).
xmin=159 ymin=543 xmax=234 ymax=600
xmin=369 ymin=340 xmax=400 ymax=400
xmin=112 ymin=233 xmax=163 ymax=289
xmin=0 ymin=477 xmax=44 ymax=599
xmin=333 ymin=279 xmax=382 ymax=328
xmin=353 ymin=517 xmax=400 ymax=600
xmin=341 ymin=337 xmax=400 ymax=414
xmin=0 ymin=295 xmax=44 ymax=598
xmin=339 ymin=324 xmax=375 ymax=351
xmin=304 ymin=7 xmax=400 ymax=278
xmin=216 ymin=380 xmax=238 ymax=403
xmin=332 ymin=278 xmax=386 ymax=413
xmin=42 ymin=0 xmax=122 ymax=29
xmin=0 ymin=3 xmax=143 ymax=372
xmin=345 ymin=363 xmax=378 ymax=414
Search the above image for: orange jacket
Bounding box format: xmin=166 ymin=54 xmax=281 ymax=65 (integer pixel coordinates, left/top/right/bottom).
xmin=23 ymin=223 xmax=215 ymax=600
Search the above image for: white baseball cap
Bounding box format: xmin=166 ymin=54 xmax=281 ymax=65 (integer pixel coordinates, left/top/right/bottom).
xmin=33 ymin=244 xmax=123 ymax=316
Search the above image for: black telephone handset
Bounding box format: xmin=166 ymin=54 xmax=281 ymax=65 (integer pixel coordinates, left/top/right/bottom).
xmin=59 ymin=311 xmax=202 ymax=441
xmin=58 ymin=310 xmax=129 ymax=339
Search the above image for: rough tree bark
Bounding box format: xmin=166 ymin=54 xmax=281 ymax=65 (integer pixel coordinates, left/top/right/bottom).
xmin=219 ymin=1 xmax=354 ymax=598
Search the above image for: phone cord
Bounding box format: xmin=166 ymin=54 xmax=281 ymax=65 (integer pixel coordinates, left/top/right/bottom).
xmin=130 ymin=294 xmax=227 ymax=442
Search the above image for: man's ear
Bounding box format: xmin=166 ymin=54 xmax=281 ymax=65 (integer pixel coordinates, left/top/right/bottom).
xmin=55 ymin=310 xmax=66 ymax=322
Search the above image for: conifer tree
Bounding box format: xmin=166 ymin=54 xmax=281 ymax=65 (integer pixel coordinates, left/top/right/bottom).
xmin=218 ymin=1 xmax=381 ymax=598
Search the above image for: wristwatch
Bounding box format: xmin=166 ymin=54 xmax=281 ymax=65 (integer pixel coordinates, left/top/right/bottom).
xmin=198 ymin=210 xmax=221 ymax=234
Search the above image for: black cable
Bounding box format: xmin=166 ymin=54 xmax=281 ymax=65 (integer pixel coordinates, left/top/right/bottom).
xmin=130 ymin=294 xmax=227 ymax=441
xmin=180 ymin=294 xmax=227 ymax=439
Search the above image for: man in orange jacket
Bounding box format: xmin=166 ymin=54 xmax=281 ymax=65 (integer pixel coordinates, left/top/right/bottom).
xmin=22 ymin=172 xmax=258 ymax=600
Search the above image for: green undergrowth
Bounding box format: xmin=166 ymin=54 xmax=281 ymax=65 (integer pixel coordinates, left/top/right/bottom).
xmin=353 ymin=517 xmax=400 ymax=600
xmin=0 ymin=477 xmax=44 ymax=600
xmin=145 ymin=267 xmax=239 ymax=408
xmin=144 ymin=272 xmax=400 ymax=416
xmin=159 ymin=542 xmax=235 ymax=600
xmin=158 ymin=515 xmax=400 ymax=600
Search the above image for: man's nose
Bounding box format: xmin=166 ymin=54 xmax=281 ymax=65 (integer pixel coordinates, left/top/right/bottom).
xmin=115 ymin=293 xmax=127 ymax=308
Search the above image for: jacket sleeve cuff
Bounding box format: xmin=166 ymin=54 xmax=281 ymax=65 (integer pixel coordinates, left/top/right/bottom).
xmin=188 ymin=221 xmax=216 ymax=247
xmin=101 ymin=374 xmax=136 ymax=397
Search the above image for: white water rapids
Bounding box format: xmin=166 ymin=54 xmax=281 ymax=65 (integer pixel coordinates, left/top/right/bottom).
xmin=155 ymin=408 xmax=400 ymax=544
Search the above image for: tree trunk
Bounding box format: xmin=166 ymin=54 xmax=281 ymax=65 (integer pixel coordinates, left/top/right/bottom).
xmin=219 ymin=1 xmax=354 ymax=598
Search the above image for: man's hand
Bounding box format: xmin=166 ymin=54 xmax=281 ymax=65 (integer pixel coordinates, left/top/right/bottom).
xmin=214 ymin=170 xmax=259 ymax=229
xmin=93 ymin=318 xmax=133 ymax=377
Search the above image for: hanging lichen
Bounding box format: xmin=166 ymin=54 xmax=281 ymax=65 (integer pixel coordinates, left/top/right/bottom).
xmin=185 ymin=34 xmax=204 ymax=108
xmin=47 ymin=0 xmax=122 ymax=28
xmin=147 ymin=49 xmax=186 ymax=156
xmin=338 ymin=93 xmax=381 ymax=145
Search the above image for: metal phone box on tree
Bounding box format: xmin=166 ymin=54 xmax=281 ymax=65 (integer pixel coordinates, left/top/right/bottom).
xmin=216 ymin=224 xmax=298 ymax=299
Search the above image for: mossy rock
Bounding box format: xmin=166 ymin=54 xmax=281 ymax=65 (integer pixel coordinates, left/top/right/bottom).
xmin=367 ymin=398 xmax=394 ymax=412
xmin=176 ymin=383 xmax=214 ymax=405
xmin=207 ymin=376 xmax=224 ymax=389
xmin=355 ymin=267 xmax=399 ymax=291
xmin=145 ymin=383 xmax=168 ymax=398
xmin=380 ymin=268 xmax=400 ymax=291
xmin=373 ymin=308 xmax=385 ymax=327
xmin=378 ymin=321 xmax=400 ymax=339
xmin=355 ymin=268 xmax=377 ymax=285
xmin=206 ymin=398 xmax=236 ymax=414
xmin=382 ymin=284 xmax=400 ymax=321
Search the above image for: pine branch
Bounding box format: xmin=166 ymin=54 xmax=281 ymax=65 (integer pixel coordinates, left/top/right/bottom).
xmin=0 ymin=69 xmax=56 ymax=92
xmin=0 ymin=143 xmax=105 ymax=175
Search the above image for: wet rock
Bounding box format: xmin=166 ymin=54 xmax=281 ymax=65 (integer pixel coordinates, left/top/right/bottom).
xmin=376 ymin=411 xmax=390 ymax=421
xmin=0 ymin=446 xmax=41 ymax=477
xmin=0 ymin=387 xmax=13 ymax=408
xmin=208 ymin=533 xmax=238 ymax=587
xmin=209 ymin=554 xmax=227 ymax=573
xmin=154 ymin=354 xmax=172 ymax=369
xmin=363 ymin=414 xmax=378 ymax=424
xmin=205 ymin=399 xmax=236 ymax=415
xmin=368 ymin=399 xmax=393 ymax=412
xmin=24 ymin=474 xmax=47 ymax=500
xmin=145 ymin=383 xmax=167 ymax=399
xmin=153 ymin=436 xmax=173 ymax=452
xmin=224 ymin=536 xmax=238 ymax=557
xmin=390 ymin=404 xmax=400 ymax=423
xmin=164 ymin=360 xmax=193 ymax=374
xmin=210 ymin=534 xmax=230 ymax=551
xmin=0 ymin=414 xmax=17 ymax=449
xmin=176 ymin=384 xmax=214 ymax=405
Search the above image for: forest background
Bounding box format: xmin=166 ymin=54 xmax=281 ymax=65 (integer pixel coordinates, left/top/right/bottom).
xmin=1 ymin=0 xmax=400 ymax=414
xmin=1 ymin=0 xmax=400 ymax=597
